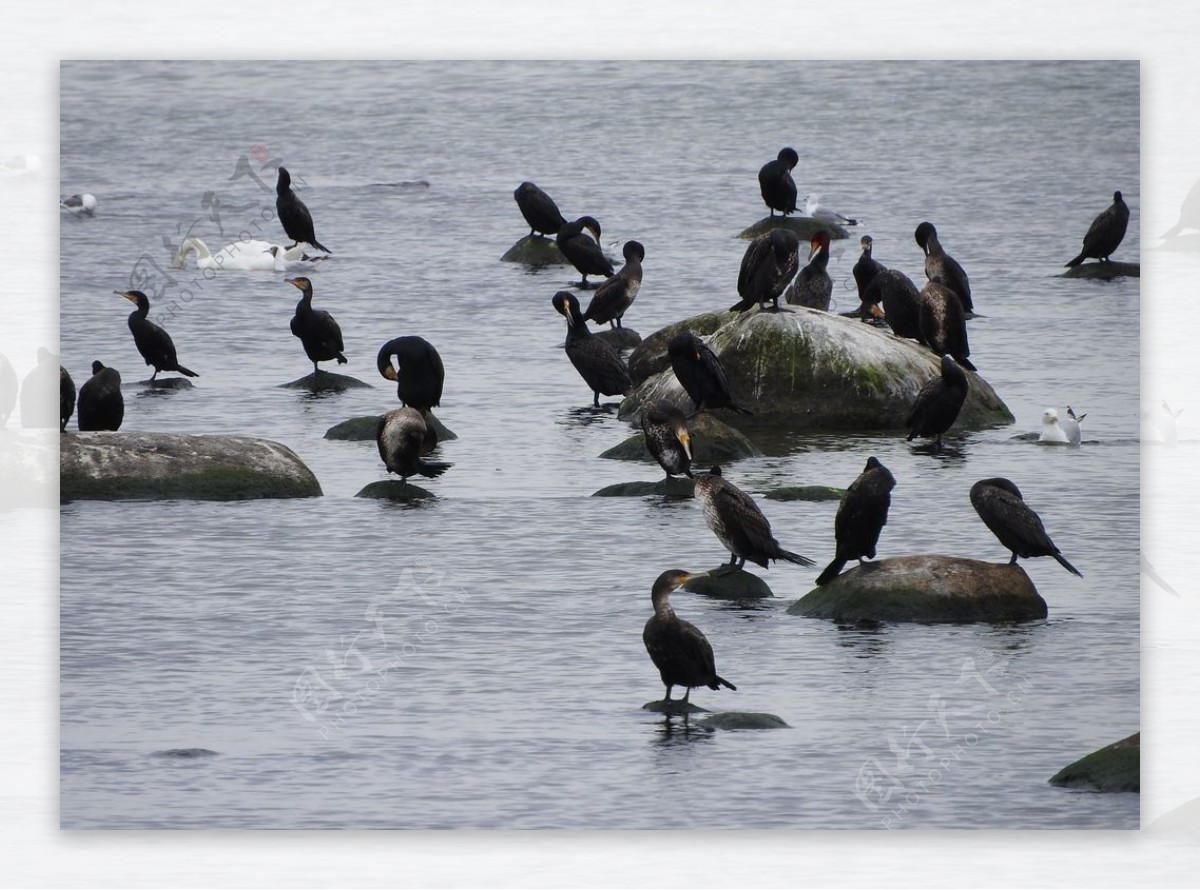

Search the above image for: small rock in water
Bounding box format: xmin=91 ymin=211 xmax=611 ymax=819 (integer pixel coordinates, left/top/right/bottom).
xmin=326 ymin=413 xmax=457 ymax=442
xmin=739 ymin=216 xmax=850 ymax=241
xmin=1061 ymin=261 xmax=1139 ymax=280
xmin=355 ymin=480 xmax=436 ymax=501
xmin=500 ymin=234 xmax=572 ymax=266
xmin=141 ymin=377 xmax=194 ymax=390
xmin=280 ymin=371 xmax=372 ymax=392
xmin=591 ymin=477 xmax=695 ymax=498
xmin=600 ymin=414 xmax=761 ymax=465
xmin=683 ymin=566 xmax=773 ymax=599
xmin=641 ymin=700 xmax=709 ymax=715
xmin=1049 ymin=732 xmax=1140 ymax=792
xmin=764 ymin=485 xmax=845 ymax=502
xmin=594 ymin=327 xmax=642 ymax=350
xmin=696 ymin=711 xmax=790 ymax=730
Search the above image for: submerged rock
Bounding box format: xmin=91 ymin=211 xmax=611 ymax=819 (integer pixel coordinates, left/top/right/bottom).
xmin=60 ymin=431 xmax=322 ymax=501
xmin=280 ymin=371 xmax=372 ymax=392
xmin=788 ymin=555 xmax=1047 ymax=623
xmin=325 ymin=413 xmax=457 ymax=442
xmin=355 ymin=480 xmax=437 ymax=501
xmin=683 ymin=567 xmax=773 ymax=599
xmin=764 ymin=485 xmax=845 ymax=502
xmin=1061 ymin=261 xmax=1139 ymax=280
xmin=641 ymin=700 xmax=709 ymax=715
xmin=500 ymin=234 xmax=572 ymax=266
xmin=1049 ymin=732 xmax=1140 ymax=792
xmin=599 ymin=412 xmax=761 ymax=465
xmin=594 ymin=327 xmax=643 ymax=350
xmin=739 ymin=216 xmax=850 ymax=241
xmin=621 ymin=308 xmax=1012 ymax=431
xmin=696 ymin=711 xmax=790 ymax=730
xmin=591 ymin=477 xmax=695 ymax=498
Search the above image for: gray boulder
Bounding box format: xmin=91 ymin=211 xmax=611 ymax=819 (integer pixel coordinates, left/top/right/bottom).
xmin=60 ymin=431 xmax=322 ymax=501
xmin=280 ymin=371 xmax=372 ymax=392
xmin=621 ymin=309 xmax=1013 ymax=431
xmin=500 ymin=235 xmax=572 ymax=266
xmin=696 ymin=711 xmax=790 ymax=730
xmin=764 ymin=485 xmax=845 ymax=502
xmin=787 ymin=555 xmax=1048 ymax=623
xmin=325 ymin=413 xmax=457 ymax=442
xmin=627 ymin=311 xmax=729 ymax=385
xmin=683 ymin=567 xmax=773 ymax=599
xmin=599 ymin=412 xmax=761 ymax=465
xmin=591 ymin=477 xmax=695 ymax=498
xmin=355 ymin=480 xmax=436 ymax=501
xmin=739 ymin=216 xmax=850 ymax=241
xmin=1061 ymin=261 xmax=1139 ymax=280
xmin=642 ymin=700 xmax=709 ymax=715
xmin=594 ymin=327 xmax=643 ymax=350
xmin=1049 ymin=732 xmax=1140 ymax=792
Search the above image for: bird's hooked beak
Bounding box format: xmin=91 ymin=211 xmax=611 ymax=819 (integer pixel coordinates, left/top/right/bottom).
xmin=113 ymin=290 xmax=137 ymax=303
xmin=286 ymin=277 xmax=304 ymax=290
xmin=382 ymin=364 xmax=398 ymax=381
xmin=678 ymin=571 xmax=709 ymax=587
xmin=808 ymin=239 xmax=823 ymax=262
xmin=676 ymin=428 xmax=692 ymax=460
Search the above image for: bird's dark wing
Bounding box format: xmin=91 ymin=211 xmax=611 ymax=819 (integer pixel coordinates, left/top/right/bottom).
xmin=696 ymin=340 xmax=734 ymax=400
xmin=710 ymin=479 xmax=777 ymax=555
xmin=972 ymin=484 xmax=1057 ymax=557
xmin=568 ymin=337 xmax=631 ymax=396
xmin=313 ymin=310 xmax=344 ymax=354
xmin=738 ymin=236 xmax=772 ymax=298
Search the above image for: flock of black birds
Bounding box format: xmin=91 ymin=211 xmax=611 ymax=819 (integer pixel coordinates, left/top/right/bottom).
xmin=524 ymin=148 xmax=1120 ymax=708
xmin=60 ymin=150 xmax=1124 ymax=711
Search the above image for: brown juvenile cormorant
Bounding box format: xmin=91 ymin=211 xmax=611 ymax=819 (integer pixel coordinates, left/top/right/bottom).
xmin=640 ymin=400 xmax=692 ymax=480
xmin=583 ymin=240 xmax=644 ymax=329
xmin=551 ymin=292 xmax=631 ymax=407
xmin=58 ymin=365 xmax=74 ymax=432
xmin=642 ymin=569 xmax=737 ymax=705
xmin=276 ymin=167 xmax=331 ymax=253
xmin=556 ymin=216 xmax=614 ymax=288
xmin=376 ymin=407 xmax=451 ymax=482
xmin=731 ymin=228 xmax=800 ymax=313
xmin=915 ymin=221 xmax=973 ymax=314
xmin=864 ymin=269 xmax=923 ymax=341
xmin=287 ymin=277 xmax=346 ymax=374
xmin=758 ymin=147 xmax=799 ymax=217
xmin=667 ymin=331 xmax=750 ymax=415
xmin=785 ymin=230 xmax=833 ymax=310
xmin=919 ymin=281 xmax=975 ymax=371
xmin=906 ymin=354 xmax=969 ymax=450
xmin=815 ymin=456 xmax=896 ymax=585
xmin=514 ymin=181 xmax=567 ymax=237
xmin=377 ymin=336 xmax=444 ymax=412
xmin=694 ymin=466 xmax=815 ymax=570
xmin=853 ymin=236 xmax=886 ymax=303
xmin=970 ymin=478 xmax=1082 ymax=576
xmin=115 ymin=291 xmax=199 ymax=381
xmin=77 ymin=360 xmax=124 ymax=432
xmin=1066 ymin=191 xmax=1130 ymax=266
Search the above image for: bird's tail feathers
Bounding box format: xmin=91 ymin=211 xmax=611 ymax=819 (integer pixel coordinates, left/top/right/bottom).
xmin=1055 ymin=553 xmax=1083 ymax=578
xmin=336 ymin=353 xmax=348 ymax=364
xmin=177 ymin=365 xmax=199 ymax=378
xmin=815 ymin=558 xmax=847 ymax=586
xmin=418 ymin=459 xmax=453 ymax=479
xmin=311 ymin=240 xmax=332 ymax=254
xmin=1065 ymin=254 xmax=1086 ymax=267
xmin=779 ymin=549 xmax=817 ymax=568
xmin=713 ymin=675 xmax=737 ymax=691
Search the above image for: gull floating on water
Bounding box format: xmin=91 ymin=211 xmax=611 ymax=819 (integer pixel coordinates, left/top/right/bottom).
xmin=1039 ymin=407 xmax=1083 ymax=446
xmin=60 ymin=193 xmax=97 ymax=216
xmin=172 ymin=236 xmax=327 ymax=272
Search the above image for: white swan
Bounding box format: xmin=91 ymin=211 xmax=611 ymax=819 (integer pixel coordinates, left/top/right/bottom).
xmin=803 ymin=194 xmax=858 ymax=227
xmin=1039 ymin=408 xmax=1081 ymax=446
xmin=171 ymin=236 xmax=327 ymax=272
xmin=61 ymin=193 xmax=97 ymax=216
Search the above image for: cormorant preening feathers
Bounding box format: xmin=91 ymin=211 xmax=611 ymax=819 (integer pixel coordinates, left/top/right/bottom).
xmin=583 ymin=240 xmax=644 ymax=328
xmin=514 ymin=182 xmax=567 ymax=237
xmin=815 ymin=457 xmax=896 ymax=585
xmin=287 ymin=277 xmax=346 ymax=374
xmin=276 ymin=167 xmax=331 ymax=254
xmin=970 ymin=478 xmax=1082 ymax=576
xmin=915 ymin=221 xmax=973 ymax=314
xmin=1066 ymin=191 xmax=1130 ymax=266
xmin=694 ymin=466 xmax=815 ymax=570
xmin=642 ymin=569 xmax=736 ymax=705
xmin=77 ymin=360 xmax=124 ymax=431
xmin=551 ymin=292 xmax=631 ymax=407
xmin=376 ymin=336 xmax=444 ymax=412
xmin=863 ymin=269 xmax=923 ymax=341
xmin=731 ymin=228 xmax=800 ymax=313
xmin=758 ymin=147 xmax=799 ymax=217
xmin=666 ymin=332 xmax=750 ymax=415
xmin=640 ymin=400 xmax=693 ymax=480
xmin=116 ymin=290 xmax=199 ymax=381
xmin=376 ymin=407 xmax=451 ymax=482
xmin=919 ymin=282 xmax=975 ymax=371
xmin=556 ymin=216 xmax=614 ymax=288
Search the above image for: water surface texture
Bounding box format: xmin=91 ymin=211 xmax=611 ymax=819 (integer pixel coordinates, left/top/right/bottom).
xmin=60 ymin=61 xmax=1139 ymax=829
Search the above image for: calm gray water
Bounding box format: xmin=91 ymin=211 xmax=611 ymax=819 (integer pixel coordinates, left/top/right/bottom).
xmin=59 ymin=61 xmax=1139 ymax=829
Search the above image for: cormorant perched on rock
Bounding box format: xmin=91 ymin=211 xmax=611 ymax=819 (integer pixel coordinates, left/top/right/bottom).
xmin=694 ymin=466 xmax=815 ymax=570
xmin=557 ymin=216 xmax=614 ymax=288
xmin=853 ymin=236 xmax=886 ymax=303
xmin=77 ymin=360 xmax=124 ymax=432
xmin=276 ymin=167 xmax=331 ymax=253
xmin=552 ymin=292 xmax=631 ymax=406
xmin=641 ymin=400 xmax=692 ymax=480
xmin=915 ymin=221 xmax=973 ymax=314
xmin=731 ymin=228 xmax=800 ymax=313
xmin=377 ymin=336 xmax=444 ymax=412
xmin=376 ymin=407 xmax=451 ymax=482
xmin=58 ymin=365 xmax=74 ymax=432
xmin=1066 ymin=191 xmax=1130 ymax=266
xmin=919 ymin=281 xmax=976 ymax=371
xmin=906 ymin=354 xmax=969 ymax=450
xmin=970 ymin=477 xmax=1082 ymax=576
xmin=815 ymin=456 xmax=896 ymax=585
xmin=864 ymin=269 xmax=923 ymax=341
xmin=667 ymin=331 xmax=750 ymax=415
xmin=785 ymin=230 xmax=833 ymax=310
xmin=758 ymin=147 xmax=799 ymax=217
xmin=514 ymin=181 xmax=566 ymax=237
xmin=583 ymin=240 xmax=644 ymax=328
xmin=115 ymin=291 xmax=199 ymax=381
xmin=287 ymin=277 xmax=346 ymax=374
xmin=643 ymin=569 xmax=737 ymax=705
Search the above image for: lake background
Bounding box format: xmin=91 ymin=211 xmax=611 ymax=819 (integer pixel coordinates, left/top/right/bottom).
xmin=59 ymin=60 xmax=1139 ymax=829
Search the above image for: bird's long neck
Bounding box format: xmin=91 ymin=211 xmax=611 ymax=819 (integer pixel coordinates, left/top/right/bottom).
xmin=651 ymin=591 xmax=676 ymax=619
xmin=131 ymin=300 xmax=148 ymax=320
xmin=296 ymin=288 xmax=313 ymax=310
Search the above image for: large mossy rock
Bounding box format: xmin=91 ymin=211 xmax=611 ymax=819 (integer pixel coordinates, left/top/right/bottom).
xmin=739 ymin=216 xmax=851 ymax=241
xmin=598 ymin=413 xmax=761 ymax=464
xmin=627 ymin=311 xmax=729 ymax=385
xmin=788 ymin=555 xmax=1047 ymax=623
xmin=60 ymin=432 xmax=322 ymax=501
xmin=1049 ymin=732 xmax=1140 ymax=792
xmin=621 ymin=309 xmax=1013 ymax=431
xmin=1061 ymin=261 xmax=1139 ymax=280
xmin=500 ymin=234 xmax=572 ymax=266
xmin=324 ymin=413 xmax=457 ymax=442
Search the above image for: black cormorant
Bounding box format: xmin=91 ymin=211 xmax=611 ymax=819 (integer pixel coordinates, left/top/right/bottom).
xmin=556 ymin=216 xmax=614 ymax=288
xmin=376 ymin=336 xmax=444 ymax=412
xmin=758 ymin=147 xmax=799 ymax=217
xmin=919 ymin=282 xmax=975 ymax=371
xmin=853 ymin=236 xmax=886 ymax=303
xmin=864 ymin=269 xmax=923 ymax=341
xmin=640 ymin=400 xmax=692 ymax=480
xmin=583 ymin=240 xmax=644 ymax=328
xmin=276 ymin=167 xmax=331 ymax=253
xmin=552 ymin=292 xmax=631 ymax=406
xmin=970 ymin=478 xmax=1082 ymax=576
xmin=115 ymin=291 xmax=199 ymax=381
xmin=287 ymin=277 xmax=346 ymax=374
xmin=731 ymin=228 xmax=800 ymax=313
xmin=58 ymin=365 xmax=74 ymax=432
xmin=376 ymin=407 xmax=451 ymax=482
xmin=694 ymin=466 xmax=815 ymax=570
xmin=785 ymin=230 xmax=833 ymax=310
xmin=514 ymin=181 xmax=567 ymax=237
xmin=667 ymin=331 xmax=750 ymax=415
xmin=1066 ymin=191 xmax=1130 ymax=266
xmin=77 ymin=360 xmax=124 ymax=432
xmin=642 ymin=569 xmax=737 ymax=705
xmin=815 ymin=456 xmax=896 ymax=585
xmin=915 ymin=221 xmax=973 ymax=314
xmin=906 ymin=354 xmax=969 ymax=450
